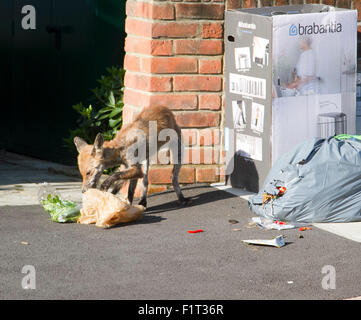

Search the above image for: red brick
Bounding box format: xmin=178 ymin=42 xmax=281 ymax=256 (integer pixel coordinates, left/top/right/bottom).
xmin=181 ymin=129 xmax=198 ymax=146
xmin=242 ymin=0 xmax=256 ymax=8
xmin=148 ymin=167 xmax=172 ymax=184
xmin=119 ymin=180 xmax=167 ymax=198
xmin=199 ymin=58 xmax=222 ymax=74
xmin=174 ymin=39 xmax=223 ymax=55
xmin=124 ymin=89 xmax=149 ymax=107
xmin=175 ymin=112 xmax=220 ymax=128
xmin=124 ymin=73 xmax=172 ymax=92
xmin=259 ymin=0 xmax=273 ymax=6
xmin=227 ymin=0 xmax=242 ymax=10
xmin=354 ymin=0 xmax=361 ymax=21
xmin=176 ymin=3 xmax=224 ymax=19
xmin=125 ymin=37 xmax=173 ymax=56
xmin=148 ymin=185 xmax=168 ymax=195
xmin=202 ymin=23 xmax=223 ymax=39
xmin=173 ymin=75 xmax=222 ymax=92
xmin=335 ymin=0 xmax=351 ymax=8
xmin=274 ymin=0 xmax=289 ymax=5
xmin=152 ymin=22 xmax=198 ymax=38
xmin=124 ymin=55 xmax=141 ymax=73
xmin=184 ymin=148 xmax=219 ymax=164
xmin=199 ymin=94 xmax=221 ymax=110
xmin=198 ymin=128 xmax=220 ymax=146
xmin=179 ymin=167 xmax=195 ymax=183
xmin=141 ymin=57 xmax=198 ymax=74
xmin=125 ymin=18 xmax=153 ymax=37
xmin=149 ymin=94 xmax=198 ymax=110
xmin=148 ymin=167 xmax=195 ymax=184
xmin=216 ymin=166 xmax=226 ymax=182
xmin=196 ymin=167 xmax=219 ymax=182
xmin=321 ymin=0 xmax=335 ymax=4
xmin=124 ymin=89 xmax=198 ymax=109
xmin=127 ymin=1 xmax=175 ymax=20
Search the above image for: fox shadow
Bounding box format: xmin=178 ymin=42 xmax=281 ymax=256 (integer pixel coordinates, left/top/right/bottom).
xmin=144 ymin=184 xmax=237 ymax=215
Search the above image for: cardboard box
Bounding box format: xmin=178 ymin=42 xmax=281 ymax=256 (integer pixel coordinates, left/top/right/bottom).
xmin=224 ymin=4 xmax=357 ymax=192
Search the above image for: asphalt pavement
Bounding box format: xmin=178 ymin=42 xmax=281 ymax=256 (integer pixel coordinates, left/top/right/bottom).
xmin=1 ymin=184 xmax=361 ymax=300
xmin=1 ymin=151 xmax=360 ymax=300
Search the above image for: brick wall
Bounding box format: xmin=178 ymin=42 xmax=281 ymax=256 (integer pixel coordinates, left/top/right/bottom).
xmin=123 ymin=0 xmax=361 ymax=197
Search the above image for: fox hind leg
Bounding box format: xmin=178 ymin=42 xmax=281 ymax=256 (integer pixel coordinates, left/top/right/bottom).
xmin=138 ymin=159 xmax=149 ymax=208
xmin=172 ymin=128 xmax=191 ymax=205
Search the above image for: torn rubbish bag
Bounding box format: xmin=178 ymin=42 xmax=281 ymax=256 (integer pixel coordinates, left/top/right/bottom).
xmin=248 ymin=136 xmax=361 ymax=223
xmin=79 ymin=189 xmax=145 ymax=228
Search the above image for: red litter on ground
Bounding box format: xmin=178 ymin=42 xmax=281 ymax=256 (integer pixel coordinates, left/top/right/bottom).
xmin=277 ymin=186 xmax=286 ymax=194
xmin=299 ymin=227 xmax=311 ymax=231
xmin=275 ymin=220 xmax=286 ymax=225
xmin=187 ymin=229 xmax=204 ymax=234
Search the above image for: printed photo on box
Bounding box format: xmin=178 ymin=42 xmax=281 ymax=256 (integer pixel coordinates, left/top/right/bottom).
xmin=251 ymin=102 xmax=264 ymax=133
xmin=236 ymin=134 xmax=263 ymax=161
xmin=232 ymin=100 xmax=247 ymax=131
xmin=253 ymin=36 xmax=269 ymax=68
xmin=234 ymin=47 xmax=251 ymax=71
xmin=271 ymin=11 xmax=357 ymax=162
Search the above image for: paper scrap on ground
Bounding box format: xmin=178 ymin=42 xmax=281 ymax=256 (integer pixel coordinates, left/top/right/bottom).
xmin=242 ymin=235 xmax=285 ymax=248
xmin=251 ymin=217 xmax=308 ymax=230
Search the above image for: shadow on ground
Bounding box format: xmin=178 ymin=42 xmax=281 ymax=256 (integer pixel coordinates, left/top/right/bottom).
xmin=145 ymin=184 xmax=237 ymax=215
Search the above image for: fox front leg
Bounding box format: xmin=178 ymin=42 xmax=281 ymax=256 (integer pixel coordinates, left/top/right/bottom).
xmin=100 ymin=165 xmax=144 ymax=191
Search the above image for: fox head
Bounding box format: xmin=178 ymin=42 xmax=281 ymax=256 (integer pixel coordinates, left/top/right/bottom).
xmin=74 ymin=133 xmax=105 ymax=193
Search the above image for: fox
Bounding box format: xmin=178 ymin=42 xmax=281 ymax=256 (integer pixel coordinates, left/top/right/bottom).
xmin=73 ymin=105 xmax=190 ymax=208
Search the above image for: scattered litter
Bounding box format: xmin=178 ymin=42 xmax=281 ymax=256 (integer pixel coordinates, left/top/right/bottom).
xmin=287 ymin=281 xmax=294 ymax=284
xmin=187 ymin=229 xmax=204 ymax=234
xmin=299 ymin=227 xmax=312 ymax=231
xmin=298 ymin=234 xmax=304 ymax=239
xmin=242 ymin=235 xmax=285 ymax=248
xmin=249 ymin=137 xmax=361 ymax=223
xmin=246 ymin=220 xmax=257 ymax=228
xmin=228 ymin=219 xmax=239 ymax=224
xmin=233 ymin=228 xmax=242 ymax=232
xmin=251 ymin=217 xmax=306 ymax=230
xmin=79 ymin=189 xmax=145 ymax=228
xmin=21 ymin=241 xmax=29 ymax=245
xmin=38 ymin=183 xmax=80 ymax=223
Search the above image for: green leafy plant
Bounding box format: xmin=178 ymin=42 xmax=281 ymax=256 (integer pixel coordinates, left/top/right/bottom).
xmin=64 ymin=66 xmax=125 ymax=152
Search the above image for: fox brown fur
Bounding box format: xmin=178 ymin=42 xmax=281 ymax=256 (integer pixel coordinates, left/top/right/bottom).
xmin=74 ymin=105 xmax=190 ymax=208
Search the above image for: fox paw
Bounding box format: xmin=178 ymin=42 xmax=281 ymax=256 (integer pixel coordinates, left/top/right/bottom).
xmin=138 ymin=199 xmax=147 ymax=208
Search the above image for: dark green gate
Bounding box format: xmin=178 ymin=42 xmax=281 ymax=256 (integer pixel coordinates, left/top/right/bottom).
xmin=0 ymin=0 xmax=125 ymax=165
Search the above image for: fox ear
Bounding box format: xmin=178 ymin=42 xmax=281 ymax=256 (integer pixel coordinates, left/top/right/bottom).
xmin=92 ymin=133 xmax=104 ymax=156
xmin=74 ymin=137 xmax=88 ymax=153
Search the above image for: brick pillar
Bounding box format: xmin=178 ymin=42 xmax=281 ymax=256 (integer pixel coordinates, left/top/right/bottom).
xmin=123 ymin=0 xmax=226 ymax=195
xmin=122 ymin=0 xmax=361 ymax=196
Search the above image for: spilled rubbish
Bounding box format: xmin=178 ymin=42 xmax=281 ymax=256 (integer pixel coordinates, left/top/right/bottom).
xmin=187 ymin=229 xmax=204 ymax=234
xmin=251 ymin=217 xmax=308 ymax=231
xmin=79 ymin=189 xmax=145 ymax=228
xmin=242 ymin=235 xmax=285 ymax=248
xmin=38 ymin=183 xmax=81 ymax=223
